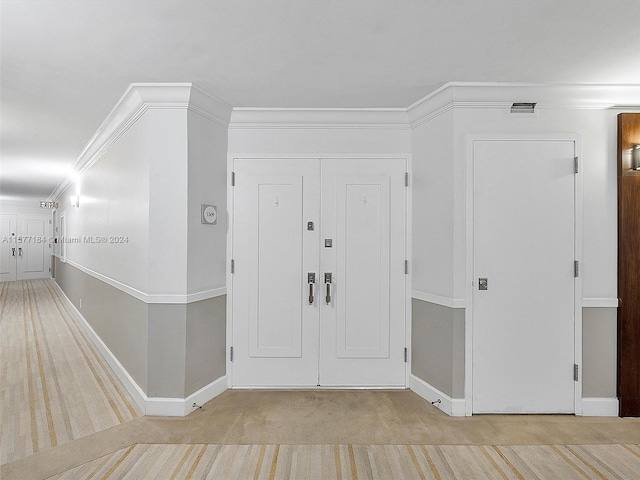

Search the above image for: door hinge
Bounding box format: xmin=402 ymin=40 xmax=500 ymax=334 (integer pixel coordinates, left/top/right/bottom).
xmin=404 ymin=347 xmax=408 ymax=363
xmin=231 ymin=259 xmax=235 ymax=274
xmin=230 ymin=346 xmax=234 ymax=362
xmin=573 ymin=363 xmax=579 ymax=382
xmin=404 ymin=172 xmax=409 ymax=187
xmin=404 ymin=260 xmax=408 ymax=274
xmin=574 ymin=156 xmax=579 ymax=174
xmin=574 ymin=261 xmax=579 ymax=278
xmin=231 ymin=171 xmax=235 ymax=186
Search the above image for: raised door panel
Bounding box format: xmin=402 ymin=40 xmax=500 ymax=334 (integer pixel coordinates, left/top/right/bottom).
xmin=336 ymin=178 xmax=390 ymax=358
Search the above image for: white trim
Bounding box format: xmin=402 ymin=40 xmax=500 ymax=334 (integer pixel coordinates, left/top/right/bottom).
xmin=52 ymin=280 xmax=228 ymax=416
xmin=61 ymin=258 xmax=226 ymax=304
xmin=581 ymin=398 xmax=619 ymax=417
xmin=582 ymin=298 xmax=619 ymax=308
xmin=410 ymin=374 xmax=466 ymax=417
xmin=411 ymin=290 xmax=466 ymax=309
xmin=146 ymin=376 xmax=229 ymax=417
xmin=405 ymin=155 xmax=413 ymax=389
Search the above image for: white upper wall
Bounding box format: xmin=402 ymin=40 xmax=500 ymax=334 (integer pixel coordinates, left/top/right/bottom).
xmin=408 ymin=83 xmax=640 ymax=305
xmin=228 ymin=109 xmax=412 ymax=155
xmin=53 ymin=83 xmax=232 ymax=302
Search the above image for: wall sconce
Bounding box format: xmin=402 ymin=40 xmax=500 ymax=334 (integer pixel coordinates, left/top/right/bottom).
xmin=71 ymin=195 xmax=80 ymax=207
xmin=634 ymin=145 xmax=640 ymax=171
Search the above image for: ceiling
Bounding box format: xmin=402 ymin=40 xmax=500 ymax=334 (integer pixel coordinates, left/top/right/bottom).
xmin=2 ymin=0 xmax=639 ymax=203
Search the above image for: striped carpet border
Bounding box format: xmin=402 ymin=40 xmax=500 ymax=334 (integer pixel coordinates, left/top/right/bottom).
xmin=47 ymin=443 xmax=640 ymax=480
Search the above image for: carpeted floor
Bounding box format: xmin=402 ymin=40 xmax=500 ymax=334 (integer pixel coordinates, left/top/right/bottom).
xmin=3 ymin=280 xmax=640 ymax=479
xmin=46 ymin=443 xmax=640 ymax=480
xmin=0 ymin=280 xmax=142 ymax=465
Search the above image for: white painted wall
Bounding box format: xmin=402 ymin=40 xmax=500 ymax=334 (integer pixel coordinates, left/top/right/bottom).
xmin=228 ymin=109 xmax=411 ymax=155
xmin=452 ymin=106 xmax=618 ymax=303
xmin=187 ymin=108 xmax=229 ymax=294
xmin=148 ymin=109 xmax=189 ymax=296
xmin=57 ymin=111 xmax=152 ymax=293
xmin=410 ymin=110 xmax=456 ymax=303
xmin=53 ymin=84 xmax=232 ymax=300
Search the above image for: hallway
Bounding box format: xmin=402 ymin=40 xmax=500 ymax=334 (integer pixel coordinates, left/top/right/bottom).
xmin=2 ymin=280 xmax=640 ymax=479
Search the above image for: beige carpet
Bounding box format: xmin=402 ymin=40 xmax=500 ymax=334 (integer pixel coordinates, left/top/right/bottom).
xmin=0 ymin=280 xmax=142 ymax=464
xmin=47 ymin=443 xmax=640 ymax=480
xmin=4 ymin=280 xmax=640 ymax=480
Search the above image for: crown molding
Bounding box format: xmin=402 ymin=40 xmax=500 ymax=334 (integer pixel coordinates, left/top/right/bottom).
xmin=49 ymin=83 xmax=233 ymax=201
xmin=407 ymin=82 xmax=640 ymax=127
xmin=229 ymin=107 xmax=411 ymax=130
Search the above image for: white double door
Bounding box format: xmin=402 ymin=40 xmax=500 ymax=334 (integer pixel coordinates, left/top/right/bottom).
xmin=232 ymin=158 xmax=407 ymax=387
xmin=0 ymin=214 xmax=51 ymax=282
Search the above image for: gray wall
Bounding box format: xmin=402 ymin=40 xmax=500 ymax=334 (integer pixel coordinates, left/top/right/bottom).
xmin=412 ymin=299 xmax=465 ymax=398
xmin=55 ymin=257 xmax=149 ymax=392
xmin=55 ymin=258 xmax=226 ymax=399
xmin=582 ymin=307 xmax=617 ymax=398
xmin=411 ymin=297 xmax=618 ymax=401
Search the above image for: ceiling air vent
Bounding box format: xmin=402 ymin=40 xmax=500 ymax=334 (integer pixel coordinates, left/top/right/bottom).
xmin=510 ymin=102 xmax=537 ymax=114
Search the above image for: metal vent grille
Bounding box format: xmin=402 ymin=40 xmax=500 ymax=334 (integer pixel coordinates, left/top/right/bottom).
xmin=510 ymin=102 xmax=537 ymax=113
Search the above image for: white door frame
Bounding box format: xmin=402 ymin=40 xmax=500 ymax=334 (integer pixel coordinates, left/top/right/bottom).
xmin=464 ymin=134 xmax=583 ymax=416
xmin=226 ymin=153 xmax=412 ymax=389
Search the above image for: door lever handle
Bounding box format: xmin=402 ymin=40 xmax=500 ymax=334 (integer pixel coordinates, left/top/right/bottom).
xmin=324 ymin=273 xmax=332 ymax=304
xmin=307 ymin=273 xmax=316 ymax=305
xmin=18 ymin=247 xmax=22 ymax=257
xmin=12 ymin=248 xmax=16 ymax=257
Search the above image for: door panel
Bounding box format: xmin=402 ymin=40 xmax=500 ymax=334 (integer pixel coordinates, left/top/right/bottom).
xmin=338 ymin=181 xmax=389 ymax=357
xmin=0 ymin=215 xmax=17 ymax=282
xmin=19 ymin=217 xmax=47 ymax=279
xmin=472 ymin=140 xmax=576 ymax=413
xmin=320 ymin=159 xmax=406 ymax=387
xmin=251 ymin=181 xmax=303 ymax=357
xmin=232 ymin=159 xmax=320 ymax=386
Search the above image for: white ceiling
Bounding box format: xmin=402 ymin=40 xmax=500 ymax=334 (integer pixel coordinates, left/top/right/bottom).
xmin=2 ymin=0 xmax=639 ymax=202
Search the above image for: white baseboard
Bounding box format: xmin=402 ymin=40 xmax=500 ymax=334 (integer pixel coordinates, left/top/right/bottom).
xmin=410 ymin=374 xmax=466 ymax=417
xmin=582 ymin=397 xmax=619 ymax=417
xmin=52 ymin=280 xmax=227 ymax=416
xmin=146 ymin=376 xmax=228 ymax=417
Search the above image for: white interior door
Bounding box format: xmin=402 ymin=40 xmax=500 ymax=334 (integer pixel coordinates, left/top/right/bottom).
xmin=232 ymin=157 xmax=406 ymax=387
xmin=17 ymin=215 xmax=50 ymax=280
xmin=0 ymin=214 xmax=17 ymax=282
xmin=320 ymin=159 xmax=406 ymax=386
xmin=472 ymin=140 xmax=576 ymax=413
xmin=232 ymin=159 xmax=320 ymax=386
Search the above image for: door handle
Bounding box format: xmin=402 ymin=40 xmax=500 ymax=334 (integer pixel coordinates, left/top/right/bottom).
xmin=12 ymin=248 xmax=16 ymax=257
xmin=307 ymin=273 xmax=316 ymax=305
xmin=18 ymin=247 xmax=22 ymax=257
xmin=324 ymin=273 xmax=332 ymax=304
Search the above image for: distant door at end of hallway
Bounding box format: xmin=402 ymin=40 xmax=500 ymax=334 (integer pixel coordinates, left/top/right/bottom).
xmin=0 ymin=214 xmax=51 ymax=282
